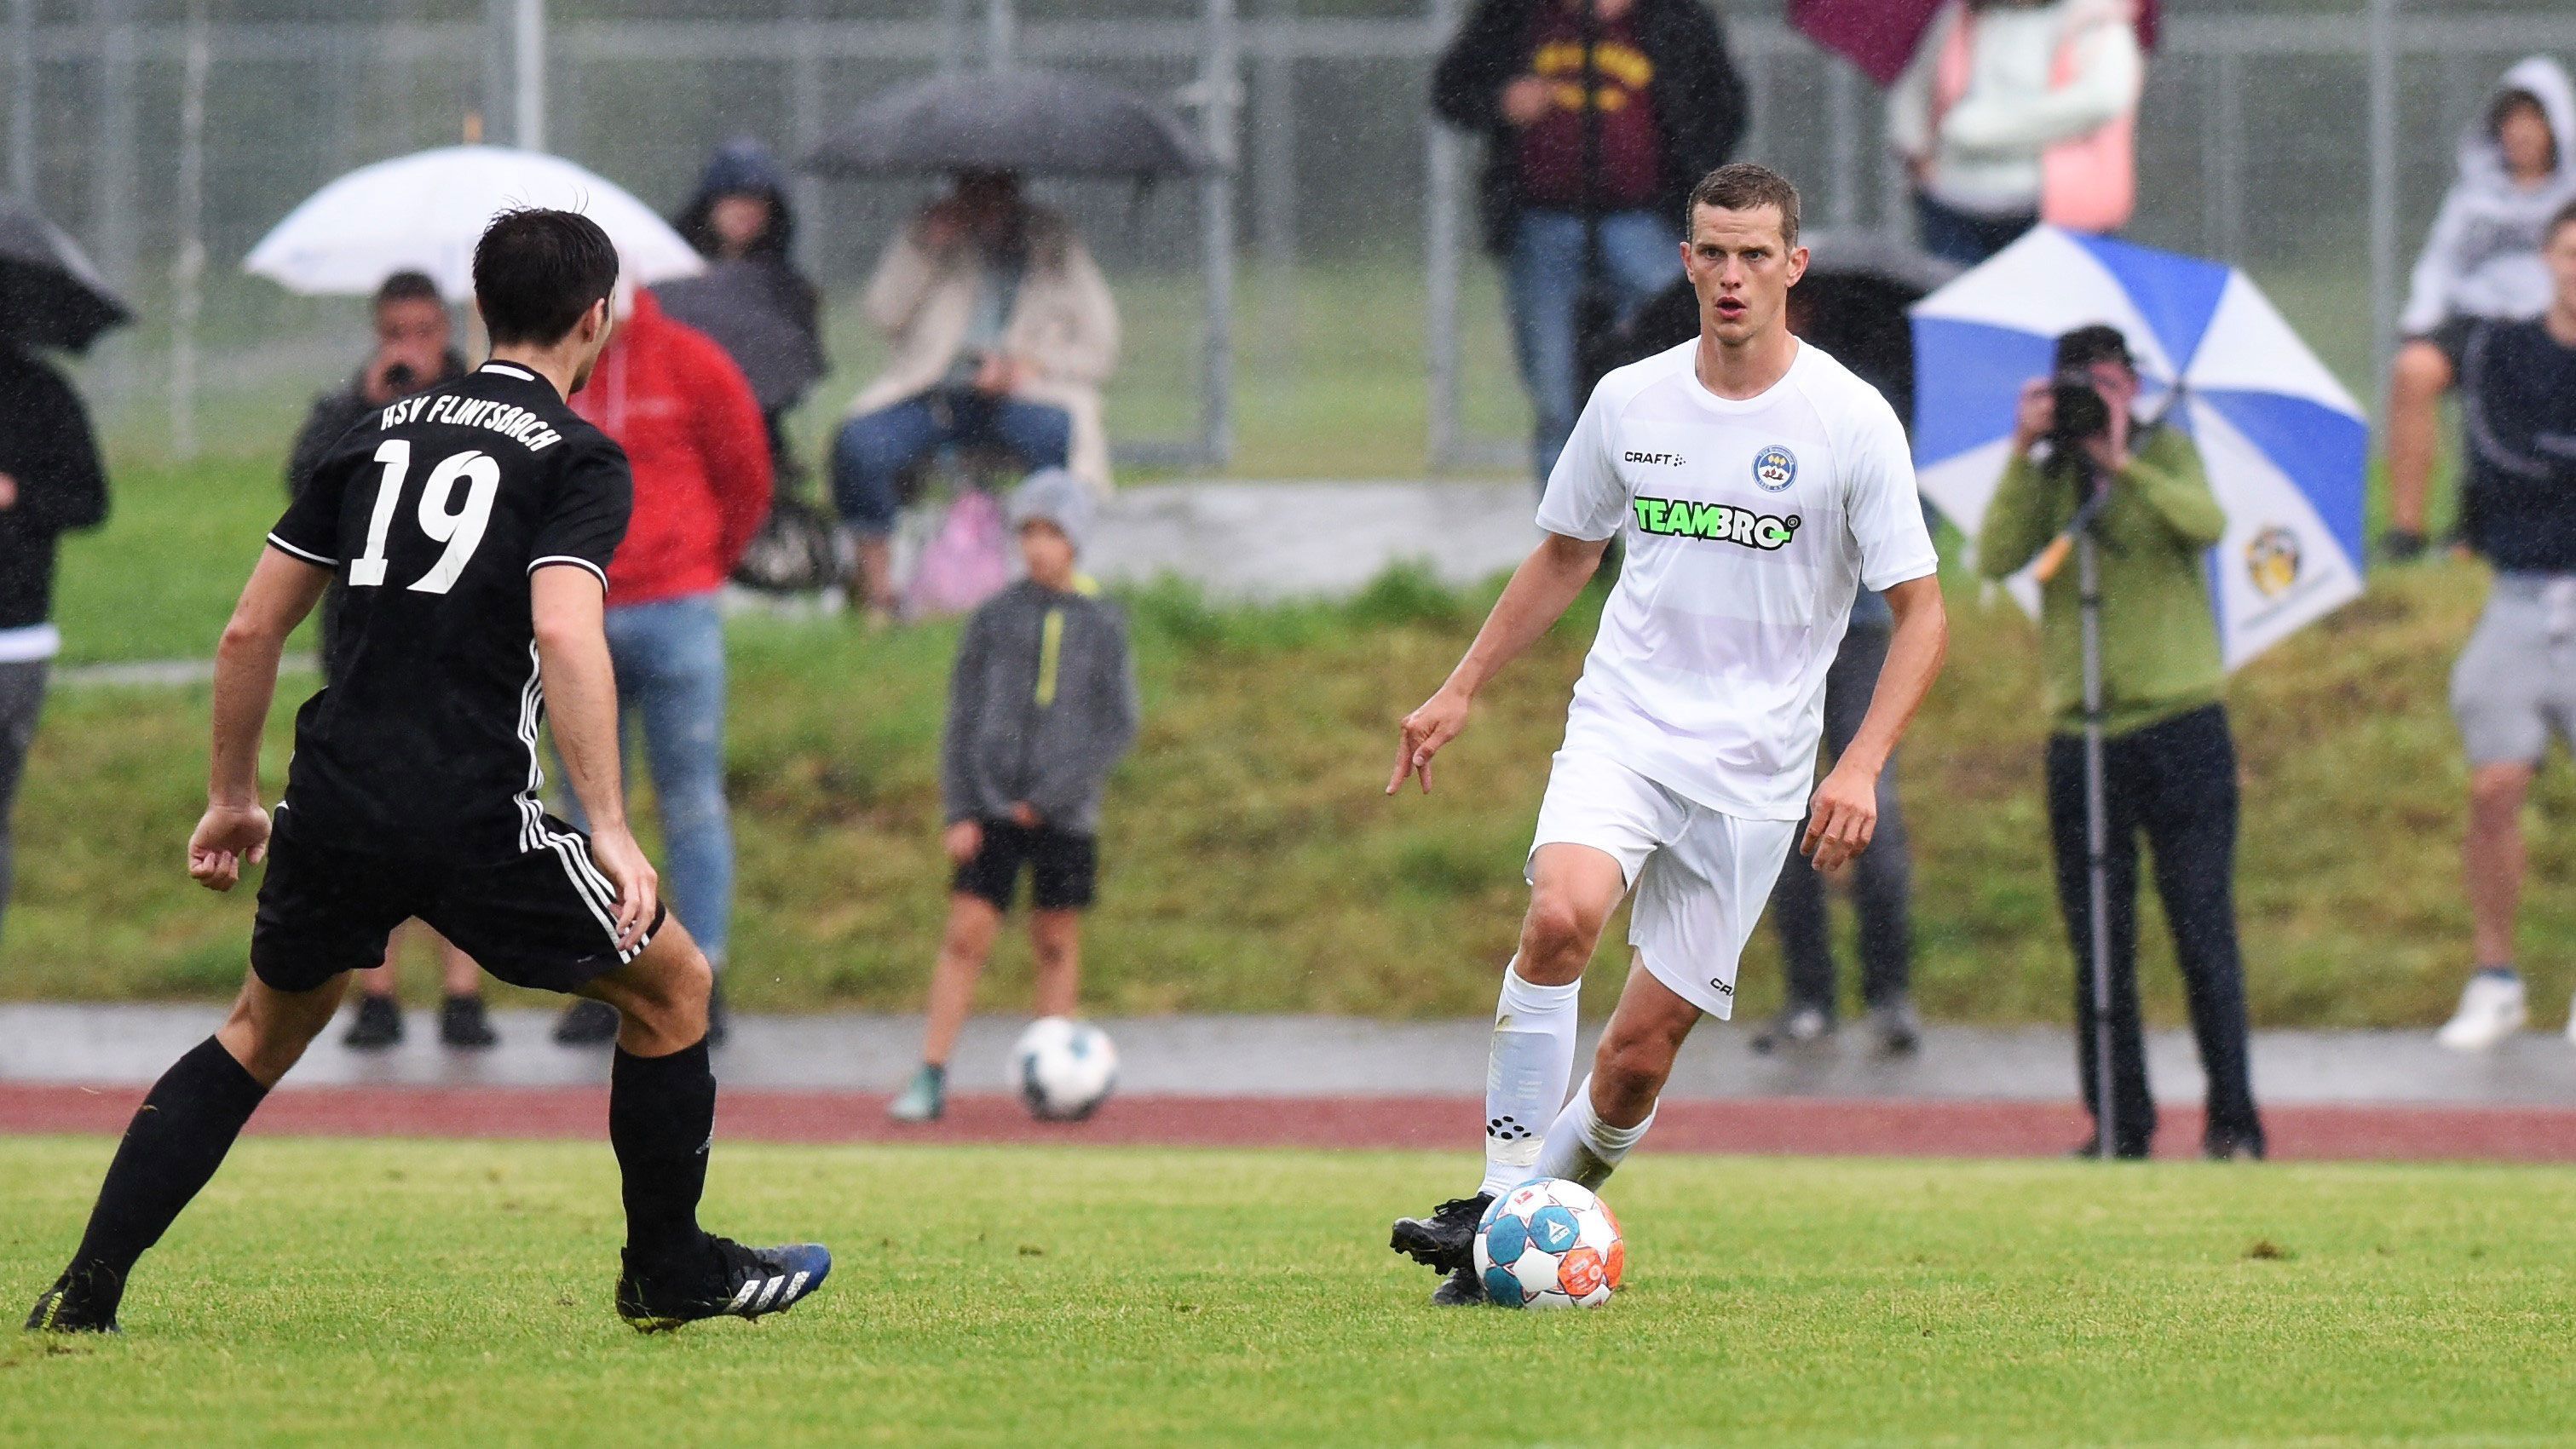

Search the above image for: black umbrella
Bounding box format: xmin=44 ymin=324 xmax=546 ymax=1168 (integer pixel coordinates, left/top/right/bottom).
xmin=803 ymin=67 xmax=1217 ymax=180
xmin=1599 ymin=230 xmax=1961 ymax=423
xmin=0 ymin=194 xmax=130 ymax=353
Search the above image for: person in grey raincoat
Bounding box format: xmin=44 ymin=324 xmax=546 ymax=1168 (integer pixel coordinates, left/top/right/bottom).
xmin=661 ymin=138 xmax=828 ymax=486
xmin=888 ymin=468 xmax=1138 ymax=1123
xmin=2384 ymin=56 xmax=2576 ymax=560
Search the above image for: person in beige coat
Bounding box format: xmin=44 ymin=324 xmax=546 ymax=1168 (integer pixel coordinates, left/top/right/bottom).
xmin=831 ymin=170 xmax=1121 ymax=619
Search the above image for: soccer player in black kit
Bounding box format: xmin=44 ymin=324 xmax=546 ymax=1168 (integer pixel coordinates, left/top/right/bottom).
xmin=25 ymin=210 xmax=829 ymax=1335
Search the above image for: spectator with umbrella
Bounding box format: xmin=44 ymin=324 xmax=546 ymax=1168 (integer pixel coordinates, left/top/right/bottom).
xmin=804 ymin=67 xmax=1209 ymax=625
xmin=827 ymin=170 xmax=1119 ymax=627
xmin=0 ymin=197 xmax=119 ymax=946
xmin=1913 ymin=227 xmax=2370 ymax=1160
xmin=1432 ymin=0 xmax=1747 ymax=485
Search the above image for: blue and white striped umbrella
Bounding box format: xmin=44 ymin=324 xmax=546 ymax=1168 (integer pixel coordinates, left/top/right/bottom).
xmin=1909 ymin=226 xmax=2368 ymax=670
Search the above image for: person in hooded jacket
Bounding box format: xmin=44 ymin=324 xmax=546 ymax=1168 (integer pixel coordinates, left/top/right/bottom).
xmin=660 ymin=138 xmax=828 ymax=494
xmin=548 ymin=284 xmax=773 ymax=1047
xmin=0 ymin=339 xmax=106 ymax=948
xmin=2385 ymin=56 xmax=2576 ymax=561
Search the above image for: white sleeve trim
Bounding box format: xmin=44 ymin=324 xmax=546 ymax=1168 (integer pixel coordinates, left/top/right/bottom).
xmin=266 ymin=532 xmax=339 ymax=567
xmin=527 ymin=555 xmax=610 ymax=589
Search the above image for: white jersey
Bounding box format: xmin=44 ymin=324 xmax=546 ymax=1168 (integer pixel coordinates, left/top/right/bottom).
xmin=1536 ymin=338 xmax=1939 ymax=821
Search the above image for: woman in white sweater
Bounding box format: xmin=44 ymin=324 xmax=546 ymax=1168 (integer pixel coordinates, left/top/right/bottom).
xmin=1886 ymin=0 xmax=2144 ymax=265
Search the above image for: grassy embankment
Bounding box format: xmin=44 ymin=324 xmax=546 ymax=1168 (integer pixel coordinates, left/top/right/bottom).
xmin=12 ymin=449 xmax=2561 ymax=1030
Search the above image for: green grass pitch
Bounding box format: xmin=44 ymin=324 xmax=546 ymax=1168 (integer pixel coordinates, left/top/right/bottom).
xmin=6 ymin=1136 xmax=2573 ymax=1446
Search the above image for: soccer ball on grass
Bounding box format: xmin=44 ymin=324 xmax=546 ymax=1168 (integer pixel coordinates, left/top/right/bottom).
xmin=1473 ymin=1177 xmax=1623 ymax=1309
xmin=1009 ymin=1017 xmax=1117 ymax=1121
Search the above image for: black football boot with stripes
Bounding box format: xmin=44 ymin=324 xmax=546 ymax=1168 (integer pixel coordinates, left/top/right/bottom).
xmin=25 ymin=1265 xmax=123 ymax=1334
xmin=1390 ymin=1193 xmax=1492 ymax=1276
xmin=617 ymin=1235 xmax=833 ymax=1333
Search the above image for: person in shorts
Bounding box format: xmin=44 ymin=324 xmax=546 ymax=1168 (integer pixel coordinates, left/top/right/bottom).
xmin=1382 ymin=164 xmax=1947 ymax=1305
xmin=25 ymin=209 xmax=828 ymax=1337
xmin=887 ymin=468 xmax=1138 ymax=1123
xmin=2433 ymin=198 xmax=2576 ymax=1051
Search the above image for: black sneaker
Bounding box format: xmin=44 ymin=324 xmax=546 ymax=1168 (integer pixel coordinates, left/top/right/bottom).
xmin=1429 ymin=1265 xmax=1488 ymax=1307
xmin=439 ymin=993 xmax=498 ymax=1049
xmin=616 ymin=1235 xmax=833 ymax=1333
xmin=25 ymin=1266 xmax=122 ymax=1334
xmin=1867 ymin=999 xmax=1923 ymax=1058
xmin=1390 ymin=1193 xmax=1492 ymax=1275
xmin=1749 ymin=1005 xmax=1833 ymax=1055
xmin=552 ymin=998 xmax=620 ymax=1046
xmin=2066 ymin=1136 xmax=2151 ymax=1161
xmin=343 ymin=993 xmax=403 ymax=1050
xmin=2204 ymin=1129 xmax=2267 ymax=1162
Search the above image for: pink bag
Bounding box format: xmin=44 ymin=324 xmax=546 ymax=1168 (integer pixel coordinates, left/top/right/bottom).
xmin=904 ymin=487 xmax=1013 ymax=618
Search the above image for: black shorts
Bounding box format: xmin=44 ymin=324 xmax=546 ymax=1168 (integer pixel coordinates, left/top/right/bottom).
xmin=952 ymin=820 xmax=1097 ymax=912
xmin=250 ymin=805 xmax=666 ymax=995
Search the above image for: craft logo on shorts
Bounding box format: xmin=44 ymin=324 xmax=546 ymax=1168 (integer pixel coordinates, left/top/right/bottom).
xmin=2245 ymin=526 xmax=2301 ymax=599
xmin=1752 ymin=445 xmax=1798 ymax=492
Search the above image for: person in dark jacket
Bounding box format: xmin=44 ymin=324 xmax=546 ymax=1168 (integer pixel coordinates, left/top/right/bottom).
xmin=285 ymin=270 xmax=487 ymax=1052
xmin=661 ymin=138 xmax=828 ymax=492
xmin=1432 ymin=0 xmax=1747 ymax=480
xmin=889 ymin=468 xmax=1139 ymax=1123
xmin=284 ymin=271 xmax=465 ymax=497
xmin=0 ymin=339 xmax=107 ymax=946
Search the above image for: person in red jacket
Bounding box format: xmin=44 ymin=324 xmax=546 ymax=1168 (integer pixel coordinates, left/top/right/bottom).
xmin=550 ymin=285 xmax=773 ymax=1046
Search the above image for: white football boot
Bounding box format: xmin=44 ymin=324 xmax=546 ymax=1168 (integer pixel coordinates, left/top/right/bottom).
xmin=2436 ymin=972 xmax=2527 ymax=1051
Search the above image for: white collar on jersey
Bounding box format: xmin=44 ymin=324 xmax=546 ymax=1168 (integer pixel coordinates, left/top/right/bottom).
xmin=477 ymin=361 xmax=538 ymax=382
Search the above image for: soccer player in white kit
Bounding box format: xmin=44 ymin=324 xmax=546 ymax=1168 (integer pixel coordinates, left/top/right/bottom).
xmin=1385 ymin=164 xmax=1950 ymax=1304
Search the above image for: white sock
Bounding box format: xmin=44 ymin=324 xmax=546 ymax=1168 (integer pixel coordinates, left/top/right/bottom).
xmin=1533 ymin=1074 xmax=1656 ymax=1191
xmin=1477 ymin=962 xmax=1582 ymax=1198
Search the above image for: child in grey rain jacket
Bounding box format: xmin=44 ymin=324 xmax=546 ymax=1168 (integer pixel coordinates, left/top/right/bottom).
xmin=890 ymin=468 xmax=1139 ymax=1123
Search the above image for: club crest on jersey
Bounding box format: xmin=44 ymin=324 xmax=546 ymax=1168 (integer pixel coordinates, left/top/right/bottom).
xmin=1632 ymin=496 xmax=1800 ymax=551
xmin=1751 ymin=445 xmax=1798 ymax=492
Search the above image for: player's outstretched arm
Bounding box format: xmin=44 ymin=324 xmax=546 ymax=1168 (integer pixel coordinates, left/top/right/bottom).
xmin=1803 ymin=573 xmax=1948 ymax=871
xmin=1386 ymin=531 xmax=1610 ymax=796
xmin=191 ymin=548 xmax=330 ymax=891
xmin=532 ymin=565 xmax=658 ymax=949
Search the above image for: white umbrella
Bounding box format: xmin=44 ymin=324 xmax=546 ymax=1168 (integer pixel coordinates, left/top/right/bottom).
xmin=245 ymin=145 xmax=702 ymax=302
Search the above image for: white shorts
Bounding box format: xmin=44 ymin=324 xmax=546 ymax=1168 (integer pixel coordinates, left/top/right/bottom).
xmin=1528 ymin=750 xmax=1800 ymax=1021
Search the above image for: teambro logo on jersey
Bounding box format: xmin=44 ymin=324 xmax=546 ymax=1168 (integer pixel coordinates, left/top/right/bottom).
xmin=1632 ymin=496 xmax=1801 ymax=551
xmin=1751 ymin=445 xmax=1798 ymax=492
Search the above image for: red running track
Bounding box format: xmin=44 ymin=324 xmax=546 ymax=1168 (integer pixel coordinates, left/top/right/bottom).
xmin=7 ymin=1084 xmax=2576 ymax=1161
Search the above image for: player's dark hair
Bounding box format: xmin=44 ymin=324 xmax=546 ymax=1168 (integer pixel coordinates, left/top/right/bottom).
xmin=471 ymin=208 xmax=619 ymax=347
xmin=373 ymin=270 xmax=441 ymax=310
xmin=1686 ymin=163 xmax=1801 ymax=249
xmin=2549 ymin=197 xmax=2576 ymax=247
xmin=2054 ymin=324 xmax=2135 ymax=374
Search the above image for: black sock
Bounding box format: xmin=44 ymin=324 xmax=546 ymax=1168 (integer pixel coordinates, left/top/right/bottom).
xmin=609 ymin=1037 xmax=714 ymax=1271
xmin=62 ymin=1036 xmax=270 ymax=1308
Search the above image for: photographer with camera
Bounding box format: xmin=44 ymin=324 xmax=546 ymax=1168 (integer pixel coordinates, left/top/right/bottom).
xmin=1977 ymin=324 xmax=2265 ymax=1161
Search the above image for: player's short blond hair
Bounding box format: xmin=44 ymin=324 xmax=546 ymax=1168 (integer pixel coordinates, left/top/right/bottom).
xmin=1686 ymin=164 xmax=1801 ymax=249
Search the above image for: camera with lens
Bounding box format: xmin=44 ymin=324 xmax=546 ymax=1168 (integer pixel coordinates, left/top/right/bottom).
xmin=2049 ymin=368 xmax=2111 ymax=451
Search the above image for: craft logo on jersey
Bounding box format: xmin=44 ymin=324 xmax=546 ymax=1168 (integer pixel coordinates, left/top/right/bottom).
xmin=2245 ymin=526 xmax=2301 ymax=599
xmin=1751 ymin=445 xmax=1798 ymax=492
xmin=1633 ymin=496 xmax=1800 ymax=551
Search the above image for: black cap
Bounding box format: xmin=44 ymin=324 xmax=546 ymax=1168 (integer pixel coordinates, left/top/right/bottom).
xmin=2053 ymin=323 xmax=2134 ymax=373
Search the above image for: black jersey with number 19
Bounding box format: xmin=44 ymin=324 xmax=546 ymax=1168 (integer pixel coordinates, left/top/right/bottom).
xmin=267 ymin=360 xmax=631 ymax=862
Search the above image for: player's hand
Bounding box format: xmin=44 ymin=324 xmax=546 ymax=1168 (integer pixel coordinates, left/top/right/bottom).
xmin=187 ymin=802 xmax=272 ymax=892
xmin=1501 ymin=75 xmax=1551 ymax=126
xmin=1387 ymin=684 xmax=1472 ymax=796
xmin=944 ymin=819 xmax=983 ymax=865
xmin=0 ymin=472 xmax=19 ymax=511
xmin=585 ymin=823 xmax=660 ymax=952
xmin=1801 ymin=762 xmax=1880 ymax=873
xmin=1009 ymin=801 xmax=1042 ymax=829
